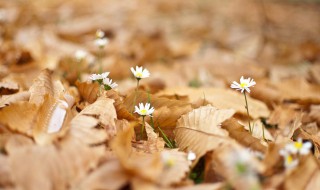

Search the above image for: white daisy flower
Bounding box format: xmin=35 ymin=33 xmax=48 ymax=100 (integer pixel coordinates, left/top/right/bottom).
xmin=279 ymin=149 xmax=299 ymax=169
xmin=103 ymin=78 xmax=118 ymax=90
xmin=89 ymin=72 xmax=110 ymax=82
xmin=161 ymin=151 xmax=176 ymax=168
xmin=285 ymin=138 xmax=312 ymax=155
xmin=94 ymin=38 xmax=109 ymax=49
xmin=231 ymin=76 xmax=256 ymax=93
xmin=74 ymin=50 xmax=87 ymax=62
xmin=134 ymin=103 xmax=154 ymax=117
xmin=96 ymin=29 xmax=105 ymax=38
xmin=131 ymin=66 xmax=150 ymax=80
xmin=187 ymin=151 xmax=196 ymax=161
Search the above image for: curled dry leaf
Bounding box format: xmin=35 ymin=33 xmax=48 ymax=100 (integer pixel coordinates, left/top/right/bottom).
xmin=222 ymin=118 xmax=267 ymax=152
xmin=157 ymin=87 xmax=270 ymax=119
xmin=132 ymin=122 xmax=165 ymax=153
xmin=0 ymin=102 xmax=38 ymax=136
xmin=29 ymin=69 xmax=54 ymax=105
xmin=105 ymin=90 xmax=137 ymax=121
xmin=78 ymin=96 xmax=117 ymax=136
xmin=124 ymin=91 xmax=193 ymax=138
xmin=76 ymin=81 xmax=99 ymax=104
xmin=33 ymin=95 xmax=74 ymax=145
xmin=0 ymin=91 xmax=30 ymax=108
xmin=0 ymin=81 xmax=19 ymax=95
xmin=69 ymin=97 xmax=116 ymax=145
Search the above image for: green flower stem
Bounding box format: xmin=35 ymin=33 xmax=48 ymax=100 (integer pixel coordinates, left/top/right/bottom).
xmin=141 ymin=116 xmax=145 ymax=140
xmin=158 ymin=125 xmax=174 ymax=148
xmin=132 ymin=79 xmax=140 ymax=113
xmin=243 ymin=91 xmax=252 ymax=133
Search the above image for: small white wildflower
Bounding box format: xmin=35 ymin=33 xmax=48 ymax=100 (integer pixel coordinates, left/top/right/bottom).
xmin=187 ymin=151 xmax=196 ymax=161
xmin=228 ymin=149 xmax=254 ymax=175
xmin=285 ymin=138 xmax=312 ymax=155
xmin=74 ymin=50 xmax=87 ymax=62
xmin=89 ymin=72 xmax=110 ymax=82
xmin=96 ymin=29 xmax=105 ymax=38
xmin=131 ymin=66 xmax=150 ymax=80
xmin=279 ymin=149 xmax=299 ymax=170
xmin=94 ymin=38 xmax=109 ymax=49
xmin=134 ymin=103 xmax=154 ymax=117
xmin=161 ymin=151 xmax=176 ymax=168
xmin=231 ymin=76 xmax=256 ymax=93
xmin=103 ymin=78 xmax=118 ymax=90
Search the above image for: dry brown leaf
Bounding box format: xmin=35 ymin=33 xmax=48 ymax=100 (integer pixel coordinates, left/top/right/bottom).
xmin=79 ymin=96 xmax=117 ymax=136
xmin=0 ymin=81 xmax=19 ymax=95
xmin=274 ymin=77 xmax=320 ymax=104
xmin=0 ymin=102 xmax=38 ymax=136
xmin=4 ymin=134 xmax=34 ymax=154
xmin=8 ymin=137 xmax=104 ymax=190
xmin=33 ymin=95 xmax=74 ymax=145
xmin=166 ymin=183 xmax=223 ymax=190
xmin=177 ymin=106 xmax=235 ymax=136
xmin=157 ymin=87 xmax=270 ymax=119
xmin=124 ymin=91 xmax=193 ymax=138
xmin=69 ymin=97 xmax=116 ymax=145
xmin=283 ymin=155 xmax=320 ymax=190
xmin=105 ymin=90 xmax=137 ymax=121
xmin=111 ymin=126 xmax=163 ymax=182
xmin=73 ymin=159 xmax=129 ymax=190
xmin=0 ymin=91 xmax=30 ymax=108
xmin=29 ymin=69 xmax=54 ymax=105
xmin=243 ymin=120 xmax=274 ymax=141
xmin=158 ymin=149 xmax=190 ymax=187
xmin=76 ymin=81 xmax=99 ymax=104
xmin=132 ymin=122 xmax=165 ymax=153
xmin=0 ymin=155 xmax=13 ymax=187
xmin=222 ymin=118 xmax=267 ymax=152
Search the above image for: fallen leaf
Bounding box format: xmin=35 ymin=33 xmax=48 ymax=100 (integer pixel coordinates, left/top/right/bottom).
xmin=157 ymin=87 xmax=270 ymax=119
xmin=75 ymin=81 xmax=99 ymax=104
xmin=0 ymin=91 xmax=30 ymax=108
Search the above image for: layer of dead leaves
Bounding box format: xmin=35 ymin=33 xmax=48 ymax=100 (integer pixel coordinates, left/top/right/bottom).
xmin=1 ymin=0 xmax=320 ymax=189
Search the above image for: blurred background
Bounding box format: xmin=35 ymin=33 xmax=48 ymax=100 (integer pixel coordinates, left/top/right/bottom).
xmin=0 ymin=0 xmax=320 ymax=92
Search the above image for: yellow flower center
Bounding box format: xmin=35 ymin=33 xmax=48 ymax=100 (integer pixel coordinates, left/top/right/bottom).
xmin=136 ymin=72 xmax=143 ymax=78
xmin=166 ymin=158 xmax=175 ymax=167
xmin=294 ymin=142 xmax=303 ymax=149
xmin=286 ymin=155 xmax=293 ymax=164
xmin=240 ymin=82 xmax=248 ymax=88
xmin=140 ymin=109 xmax=147 ymax=115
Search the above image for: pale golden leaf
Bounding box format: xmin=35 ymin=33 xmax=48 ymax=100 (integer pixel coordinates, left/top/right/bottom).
xmin=76 ymin=81 xmax=99 ymax=104
xmin=0 ymin=102 xmax=38 ymax=136
xmin=29 ymin=69 xmax=54 ymax=105
xmin=0 ymin=155 xmax=13 ymax=186
xmin=157 ymin=87 xmax=270 ymax=119
xmin=124 ymin=91 xmax=193 ymax=138
xmin=222 ymin=118 xmax=267 ymax=152
xmin=176 ymin=106 xmax=235 ymax=136
xmin=0 ymin=91 xmax=30 ymax=108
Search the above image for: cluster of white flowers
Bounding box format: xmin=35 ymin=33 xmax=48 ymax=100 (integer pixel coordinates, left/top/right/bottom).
xmin=89 ymin=72 xmax=118 ymax=90
xmin=94 ymin=29 xmax=109 ymax=49
xmin=279 ymin=138 xmax=312 ymax=169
